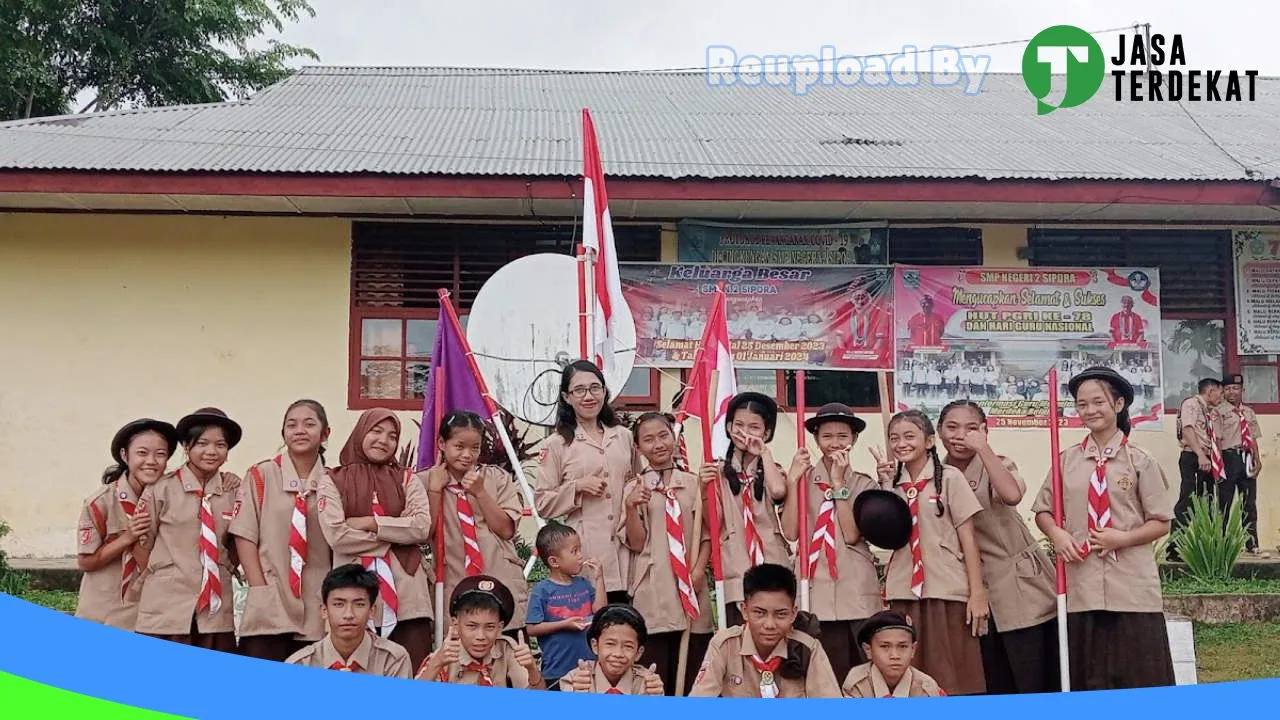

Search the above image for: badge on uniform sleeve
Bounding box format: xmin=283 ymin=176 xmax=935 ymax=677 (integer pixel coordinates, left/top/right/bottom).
xmin=695 ymin=661 xmax=709 ymax=684
xmin=537 ymin=447 xmax=548 ymax=464
xmin=80 ymin=528 xmax=93 ymax=545
xmin=318 ymin=496 xmax=327 ymax=512
xmin=1117 ymin=476 xmax=1133 ymax=491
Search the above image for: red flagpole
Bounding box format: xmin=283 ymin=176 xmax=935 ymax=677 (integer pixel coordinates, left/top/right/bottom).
xmin=796 ymin=370 xmax=810 ymax=612
xmin=1048 ymin=367 xmax=1071 ymax=691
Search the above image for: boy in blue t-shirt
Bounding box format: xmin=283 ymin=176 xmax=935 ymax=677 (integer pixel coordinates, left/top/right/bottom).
xmin=526 ymin=522 xmax=606 ymax=689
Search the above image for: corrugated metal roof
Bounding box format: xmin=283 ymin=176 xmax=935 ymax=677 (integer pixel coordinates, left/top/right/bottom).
xmin=0 ymin=66 xmax=1277 ymax=181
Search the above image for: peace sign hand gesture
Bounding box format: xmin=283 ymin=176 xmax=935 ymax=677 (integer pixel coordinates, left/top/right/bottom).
xmin=869 ymin=445 xmax=895 ymax=487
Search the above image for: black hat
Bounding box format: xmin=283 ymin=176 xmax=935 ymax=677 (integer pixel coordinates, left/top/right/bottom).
xmin=176 ymin=407 xmax=243 ymax=449
xmin=110 ymin=419 xmax=180 ymax=464
xmin=1223 ymin=373 xmax=1245 ymax=387
xmin=450 ymin=574 xmax=515 ymax=625
xmin=856 ymin=610 xmax=916 ymax=647
xmin=1067 ymin=366 xmax=1134 ymax=408
xmin=804 ymin=402 xmax=867 ymax=435
xmin=853 ymin=489 xmax=912 ymax=550
xmin=725 ymin=392 xmax=778 ymax=443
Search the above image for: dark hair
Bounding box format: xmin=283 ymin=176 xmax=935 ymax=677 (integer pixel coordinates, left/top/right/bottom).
xmin=889 ymin=410 xmax=945 ymax=517
xmin=283 ymin=399 xmax=331 ymax=465
xmin=102 ymin=428 xmax=170 ymax=485
xmin=743 ymin=562 xmax=797 ymax=602
xmin=451 ymin=592 xmax=504 ymax=620
xmin=588 ymin=603 xmax=648 ymax=645
xmin=631 ymin=412 xmax=675 ymax=442
xmin=554 ymin=361 xmax=620 ymax=445
xmin=722 ymin=398 xmax=776 ymax=503
xmin=439 ymin=410 xmax=487 ymax=442
xmin=1198 ymin=378 xmax=1223 ymax=393
xmin=1074 ymin=378 xmax=1133 ymax=436
xmin=535 ymin=521 xmax=578 ymax=561
xmin=938 ymin=399 xmax=986 ymax=426
xmin=322 ymin=563 xmax=380 ymax=604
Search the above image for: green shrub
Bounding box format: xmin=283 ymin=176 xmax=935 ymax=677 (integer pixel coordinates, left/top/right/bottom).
xmin=1171 ymin=494 xmax=1248 ymax=583
xmin=0 ymin=522 xmax=31 ymax=596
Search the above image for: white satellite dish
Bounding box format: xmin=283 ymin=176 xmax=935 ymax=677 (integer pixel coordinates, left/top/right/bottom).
xmin=467 ymin=253 xmax=637 ymax=426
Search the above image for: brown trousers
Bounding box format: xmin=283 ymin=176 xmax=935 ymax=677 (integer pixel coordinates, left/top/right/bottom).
xmin=639 ymin=630 xmax=713 ymax=696
xmin=238 ymin=633 xmax=309 ymax=663
xmin=387 ymin=617 xmax=435 ymax=673
xmin=818 ymin=618 xmax=869 ymax=685
xmin=145 ymin=615 xmax=238 ymax=654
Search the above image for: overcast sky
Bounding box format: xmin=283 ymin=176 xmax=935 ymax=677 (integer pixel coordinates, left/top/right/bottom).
xmin=272 ymin=0 xmax=1277 ymax=76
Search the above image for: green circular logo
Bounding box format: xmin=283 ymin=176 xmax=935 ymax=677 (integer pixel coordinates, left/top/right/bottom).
xmin=1022 ymin=25 xmax=1105 ymax=115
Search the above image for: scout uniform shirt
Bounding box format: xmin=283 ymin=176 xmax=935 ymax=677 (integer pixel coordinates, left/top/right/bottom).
xmin=424 ymin=636 xmax=535 ymax=688
xmin=803 ymin=462 xmax=881 ymax=622
xmin=883 ymin=461 xmax=983 ymax=602
xmin=534 ymin=425 xmax=639 ymax=594
xmin=954 ymin=455 xmax=1055 ymax=631
xmin=689 ymin=624 xmax=841 ymax=698
xmin=1215 ymin=402 xmax=1261 ymax=456
xmin=75 ymin=478 xmax=144 ymax=630
xmin=134 ymin=467 xmax=240 ymax=635
xmin=1031 ymin=434 xmax=1174 ymax=613
xmin=716 ymin=461 xmax=791 ymax=604
xmin=559 ymin=660 xmax=657 ymax=694
xmin=316 ymin=470 xmax=434 ymax=626
xmin=230 ymin=455 xmax=333 ymax=641
xmin=1178 ymin=396 xmax=1221 ymax=453
xmin=419 ymin=464 xmax=529 ymax=629
xmin=286 ymin=631 xmax=412 ymax=678
xmin=842 ymin=663 xmax=946 ymax=698
xmin=620 ymin=468 xmax=713 ymax=635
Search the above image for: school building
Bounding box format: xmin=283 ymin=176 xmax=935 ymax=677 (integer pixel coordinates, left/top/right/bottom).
xmin=2 ymin=67 xmax=1279 ymax=559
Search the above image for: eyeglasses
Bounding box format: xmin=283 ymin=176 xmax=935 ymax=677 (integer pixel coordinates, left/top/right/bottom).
xmin=567 ymin=383 xmax=606 ymax=399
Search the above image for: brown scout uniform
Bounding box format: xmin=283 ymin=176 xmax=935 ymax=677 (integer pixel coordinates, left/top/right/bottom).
xmin=134 ymin=467 xmax=240 ymax=636
xmin=534 ymin=425 xmax=639 ymax=595
xmin=559 ymin=661 xmax=659 ymax=694
xmin=804 ymin=463 xmax=882 ymax=621
xmin=286 ymin=631 xmax=413 ymax=678
xmin=1178 ymin=395 xmax=1224 ymax=453
xmin=316 ymin=470 xmax=434 ymax=627
xmin=688 ymin=625 xmax=842 ymax=698
xmin=1216 ymin=402 xmax=1261 ymax=452
xmin=427 ymin=636 xmax=536 ymax=688
xmin=842 ymin=664 xmax=945 ymax=698
xmin=883 ymin=462 xmax=983 ymax=603
xmin=419 ymin=464 xmax=529 ymax=629
xmin=230 ymin=455 xmax=333 ymax=642
xmin=716 ymin=463 xmax=791 ymax=604
xmin=75 ymin=478 xmax=144 ymax=631
xmin=956 ymin=455 xmax=1055 ymax=631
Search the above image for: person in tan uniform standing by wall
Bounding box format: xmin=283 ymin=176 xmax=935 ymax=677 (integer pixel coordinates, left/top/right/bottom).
xmin=134 ymin=408 xmax=243 ymax=653
xmin=938 ymin=400 xmax=1059 ymax=694
xmin=286 ymin=564 xmax=412 ymax=678
xmin=317 ymin=408 xmax=434 ymax=670
xmin=75 ymin=419 xmax=178 ymax=631
xmin=535 ymin=360 xmax=638 ymax=605
xmin=1170 ymin=378 xmax=1224 ymax=561
xmin=779 ymin=403 xmax=881 ymax=682
xmin=689 ymin=563 xmax=841 ymax=698
xmin=1217 ymin=373 xmax=1264 ymax=553
xmin=421 ymin=411 xmax=529 ymax=636
xmin=231 ymin=400 xmax=334 ymax=661
xmin=621 ymin=412 xmax=714 ymax=695
xmin=1033 ymin=366 xmax=1175 ymax=690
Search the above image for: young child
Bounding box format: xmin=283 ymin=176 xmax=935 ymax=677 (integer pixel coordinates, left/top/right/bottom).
xmin=526 ymin=522 xmax=606 ymax=689
xmin=285 ymin=564 xmax=412 ymax=678
xmin=781 ymin=403 xmax=881 ymax=682
xmin=871 ymin=409 xmax=987 ymax=695
xmin=560 ymin=605 xmax=665 ymax=695
xmin=717 ymin=392 xmax=791 ymax=627
xmin=232 ymin=399 xmax=334 ymax=661
xmin=317 ymin=408 xmax=434 ymax=669
xmin=842 ymin=610 xmax=946 ymax=698
xmin=689 ymin=563 xmax=841 ymax=698
xmin=76 ymin=419 xmax=177 ymax=632
xmin=622 ymin=412 xmax=714 ymax=695
xmin=134 ymin=408 xmax=242 ymax=652
xmin=1033 ymin=366 xmax=1176 ymax=690
xmin=939 ymin=400 xmax=1059 ymax=694
xmin=421 ymin=411 xmax=529 ymax=636
xmin=415 ymin=575 xmax=544 ymax=689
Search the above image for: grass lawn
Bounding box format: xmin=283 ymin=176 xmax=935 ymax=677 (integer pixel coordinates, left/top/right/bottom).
xmin=1194 ymin=623 xmax=1280 ymax=683
xmin=18 ymin=590 xmax=78 ymax=613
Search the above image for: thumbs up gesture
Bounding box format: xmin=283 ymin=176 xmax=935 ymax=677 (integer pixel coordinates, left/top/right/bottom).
xmin=570 ymin=659 xmax=594 ymax=692
xmin=580 ymin=468 xmax=609 ymax=498
xmin=512 ymin=630 xmax=536 ymax=670
xmin=643 ymin=664 xmax=664 ymax=696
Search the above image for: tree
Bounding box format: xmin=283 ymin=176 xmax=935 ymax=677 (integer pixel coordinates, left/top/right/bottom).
xmin=1 ymin=0 xmax=319 ymax=122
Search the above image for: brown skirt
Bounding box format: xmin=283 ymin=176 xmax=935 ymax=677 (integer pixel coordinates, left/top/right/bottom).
xmin=238 ymin=633 xmax=309 ymax=663
xmin=387 ymin=617 xmax=435 ymax=673
xmin=145 ymin=615 xmax=238 ymax=654
xmin=818 ymin=618 xmax=869 ymax=686
xmin=980 ymin=616 xmax=1060 ymax=694
xmin=639 ymin=630 xmax=713 ymax=696
xmin=1068 ymin=611 xmax=1174 ymax=691
xmin=889 ymin=599 xmax=985 ymax=695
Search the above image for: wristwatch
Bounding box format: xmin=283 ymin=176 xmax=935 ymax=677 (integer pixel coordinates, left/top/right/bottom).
xmin=826 ymin=486 xmax=852 ymax=501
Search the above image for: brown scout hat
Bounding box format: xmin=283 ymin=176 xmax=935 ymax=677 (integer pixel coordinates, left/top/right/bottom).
xmin=176 ymin=407 xmax=243 ymax=449
xmin=110 ymin=419 xmax=180 ymax=463
xmin=450 ymin=574 xmax=515 ymax=625
xmin=853 ymin=489 xmax=912 ymax=550
xmin=804 ymin=402 xmax=867 ymax=435
xmin=856 ymin=610 xmax=916 ymax=646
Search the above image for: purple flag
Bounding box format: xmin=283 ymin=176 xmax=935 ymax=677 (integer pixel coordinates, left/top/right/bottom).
xmin=417 ymin=312 xmax=489 ymax=470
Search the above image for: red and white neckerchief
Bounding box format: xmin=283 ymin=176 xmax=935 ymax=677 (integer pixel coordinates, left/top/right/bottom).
xmin=117 ymin=481 xmax=142 ymax=601
xmin=1084 ymin=435 xmax=1126 ymax=561
xmin=1203 ymin=407 xmax=1225 ymax=482
xmin=651 ymin=471 xmax=699 ymax=619
xmin=1120 ymin=312 xmax=1136 ymax=341
xmin=902 ymin=476 xmax=931 ymax=599
xmin=194 ymin=482 xmax=222 ymax=617
xmin=748 ymin=654 xmax=782 ymax=698
xmin=807 ymin=477 xmax=838 ymax=580
xmin=361 ymin=490 xmax=399 ymax=637
xmin=1235 ymin=406 xmax=1258 ymax=475
xmin=279 ymin=455 xmax=310 ymax=599
xmin=448 ymin=477 xmax=485 ymax=576
xmin=464 ymin=661 xmax=495 ymax=686
xmin=740 ymin=484 xmax=765 ymax=567
xmin=605 ymin=687 xmax=624 ymax=695
xmin=329 ymin=659 xmax=362 ymax=672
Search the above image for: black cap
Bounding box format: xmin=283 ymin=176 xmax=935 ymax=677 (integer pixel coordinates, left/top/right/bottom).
xmin=804 ymin=402 xmax=867 ymax=435
xmin=176 ymin=407 xmax=243 ymax=449
xmin=856 ymin=610 xmax=916 ymax=646
xmin=110 ymin=419 xmax=180 ymax=464
xmin=724 ymin=392 xmax=778 ymax=443
xmin=1223 ymin=373 xmax=1245 ymax=387
xmin=1067 ymin=366 xmax=1134 ymax=408
xmin=450 ymin=575 xmax=515 ymax=625
xmin=853 ymin=489 xmax=912 ymax=550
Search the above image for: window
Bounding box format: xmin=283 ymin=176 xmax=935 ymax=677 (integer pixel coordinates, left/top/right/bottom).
xmin=350 ymin=222 xmax=661 ymax=411
xmin=1025 ymin=230 xmax=1259 ymax=409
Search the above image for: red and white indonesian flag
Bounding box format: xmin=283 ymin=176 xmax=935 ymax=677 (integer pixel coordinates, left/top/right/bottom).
xmin=581 ymin=108 xmax=628 ymax=376
xmin=681 ymin=286 xmax=738 ymax=461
